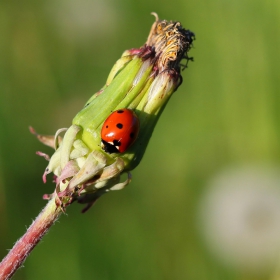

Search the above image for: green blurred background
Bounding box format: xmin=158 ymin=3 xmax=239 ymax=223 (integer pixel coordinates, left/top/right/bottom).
xmin=1 ymin=0 xmax=280 ymax=279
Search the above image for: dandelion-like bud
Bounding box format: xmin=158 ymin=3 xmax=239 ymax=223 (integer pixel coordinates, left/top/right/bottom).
xmin=33 ymin=13 xmax=195 ymax=212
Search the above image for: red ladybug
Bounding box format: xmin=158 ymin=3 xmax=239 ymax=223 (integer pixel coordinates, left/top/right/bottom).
xmin=101 ymin=109 xmax=140 ymax=154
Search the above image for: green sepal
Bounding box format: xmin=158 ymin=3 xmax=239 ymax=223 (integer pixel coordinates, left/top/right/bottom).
xmin=106 ymin=51 xmax=134 ymax=85
xmin=84 ymin=51 xmax=134 ymax=106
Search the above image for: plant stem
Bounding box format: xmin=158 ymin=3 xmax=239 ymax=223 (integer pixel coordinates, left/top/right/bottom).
xmin=0 ymin=197 xmax=61 ymax=280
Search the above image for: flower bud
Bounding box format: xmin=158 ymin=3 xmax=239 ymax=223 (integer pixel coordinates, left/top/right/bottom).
xmin=34 ymin=13 xmax=195 ymax=211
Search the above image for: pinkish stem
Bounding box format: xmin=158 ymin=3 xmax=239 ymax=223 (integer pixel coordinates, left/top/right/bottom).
xmin=0 ymin=198 xmax=62 ymax=279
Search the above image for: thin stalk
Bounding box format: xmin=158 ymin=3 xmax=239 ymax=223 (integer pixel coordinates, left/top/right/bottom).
xmin=0 ymin=198 xmax=62 ymax=280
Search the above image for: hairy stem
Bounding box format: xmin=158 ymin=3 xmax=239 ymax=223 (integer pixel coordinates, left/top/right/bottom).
xmin=0 ymin=198 xmax=61 ymax=279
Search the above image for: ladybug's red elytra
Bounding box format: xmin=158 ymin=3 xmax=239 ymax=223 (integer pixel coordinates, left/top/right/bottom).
xmin=101 ymin=109 xmax=140 ymax=154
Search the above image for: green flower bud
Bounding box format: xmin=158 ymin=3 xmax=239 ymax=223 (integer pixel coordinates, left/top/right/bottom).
xmin=33 ymin=13 xmax=195 ymax=212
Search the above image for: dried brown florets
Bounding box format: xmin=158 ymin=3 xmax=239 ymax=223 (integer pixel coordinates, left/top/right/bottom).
xmin=146 ymin=12 xmax=195 ymax=72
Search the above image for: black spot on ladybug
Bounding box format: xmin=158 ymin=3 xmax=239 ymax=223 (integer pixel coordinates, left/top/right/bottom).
xmin=106 ymin=125 xmax=109 ymax=128
xmin=113 ymin=140 xmax=121 ymax=147
xmin=117 ymin=110 xmax=124 ymax=113
xmin=116 ymin=123 xmax=123 ymax=129
xmin=130 ymin=132 xmax=135 ymax=139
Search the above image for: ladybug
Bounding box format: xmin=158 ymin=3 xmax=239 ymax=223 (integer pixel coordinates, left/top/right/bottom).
xmin=101 ymin=109 xmax=140 ymax=154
